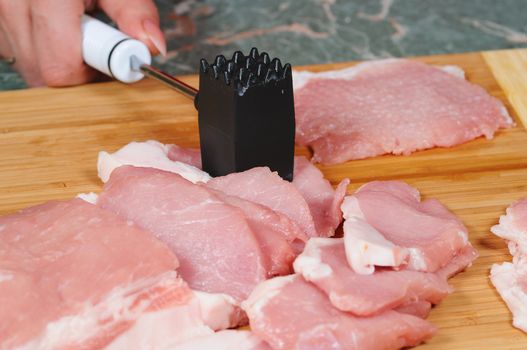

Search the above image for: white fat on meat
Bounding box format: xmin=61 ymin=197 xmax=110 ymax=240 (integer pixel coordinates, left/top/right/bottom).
xmin=294 ymin=238 xmax=451 ymax=317
xmin=491 ymin=198 xmax=527 ymax=256
xmin=490 ymin=198 xmax=527 ymax=333
xmin=97 ymin=140 xmax=211 ymax=184
xmin=169 ymin=330 xmax=271 ymax=350
xmin=293 ymin=59 xmax=513 ymax=165
xmin=76 ymin=192 xmax=98 ymax=204
xmin=194 ymin=292 xmax=246 ymax=331
xmin=341 ymin=181 xmax=474 ymax=272
xmin=105 ymin=293 xmax=212 ymax=350
xmin=342 ymin=214 xmax=409 ymax=274
xmin=490 ymin=261 xmax=527 ymax=333
xmin=243 ymin=275 xmax=436 ymax=350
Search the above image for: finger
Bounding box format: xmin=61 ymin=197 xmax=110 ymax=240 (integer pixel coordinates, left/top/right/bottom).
xmin=0 ymin=24 xmax=13 ymax=58
xmin=98 ymin=0 xmax=166 ymax=56
xmin=30 ymin=0 xmax=98 ymax=87
xmin=0 ymin=1 xmax=44 ymax=86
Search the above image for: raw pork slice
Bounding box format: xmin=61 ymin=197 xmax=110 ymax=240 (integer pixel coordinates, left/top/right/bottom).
xmin=490 ymin=198 xmax=527 ymax=332
xmin=0 ymin=199 xmax=198 ymax=349
xmin=97 ymin=140 xmax=211 ymax=183
xmin=293 ymin=59 xmax=513 ymax=164
xmin=97 ymin=166 xmax=267 ymax=301
xmin=207 ymin=161 xmax=349 ymax=238
xmin=211 ymin=190 xmax=302 ymax=275
xmin=207 ymin=167 xmax=319 ymax=237
xmin=342 ymin=181 xmax=474 ymax=272
xmin=243 ymin=275 xmax=436 ymax=350
xmin=292 ymin=156 xmax=350 ymax=237
xmin=394 ymin=301 xmax=433 ymax=319
xmin=116 ymin=141 xmax=349 ymax=238
xmin=293 ymin=238 xmax=451 ymax=316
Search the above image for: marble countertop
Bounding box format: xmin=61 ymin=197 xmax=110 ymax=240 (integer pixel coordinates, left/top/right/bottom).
xmin=1 ymin=0 xmax=526 ymax=90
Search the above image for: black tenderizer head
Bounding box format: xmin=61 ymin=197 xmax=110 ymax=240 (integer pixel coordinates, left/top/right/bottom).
xmin=196 ymin=48 xmax=295 ymax=181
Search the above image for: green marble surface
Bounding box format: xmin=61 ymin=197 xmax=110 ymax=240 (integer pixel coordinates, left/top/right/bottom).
xmin=1 ymin=0 xmax=526 ymax=90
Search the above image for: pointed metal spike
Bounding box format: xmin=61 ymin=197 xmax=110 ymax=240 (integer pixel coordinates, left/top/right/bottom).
xmin=200 ymin=58 xmax=209 ymax=73
xmin=260 ymin=52 xmax=270 ymax=65
xmin=232 ymin=51 xmax=245 ymax=65
xmin=245 ymin=57 xmax=255 ymax=70
xmin=227 ymin=62 xmax=236 ymax=73
xmin=245 ymin=72 xmax=254 ymax=87
xmin=264 ymin=68 xmax=275 ymax=83
xmin=238 ymin=67 xmax=246 ymax=82
xmin=256 ymin=63 xmax=265 ymax=77
xmin=271 ymin=58 xmax=282 ymax=73
xmin=282 ymin=63 xmax=292 ymax=79
xmin=222 ymin=71 xmax=231 ymax=85
xmin=214 ymin=55 xmax=226 ymax=68
xmin=250 ymin=47 xmax=259 ymax=60
xmin=212 ymin=65 xmax=219 ymax=79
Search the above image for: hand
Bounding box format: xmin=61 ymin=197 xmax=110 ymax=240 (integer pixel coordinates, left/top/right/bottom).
xmin=0 ymin=0 xmax=166 ymax=87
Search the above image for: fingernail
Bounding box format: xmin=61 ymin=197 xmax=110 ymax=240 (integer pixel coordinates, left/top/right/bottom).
xmin=143 ymin=19 xmax=167 ymax=57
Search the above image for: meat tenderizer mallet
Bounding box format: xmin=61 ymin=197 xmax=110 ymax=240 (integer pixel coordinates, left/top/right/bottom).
xmin=81 ymin=15 xmax=295 ymax=180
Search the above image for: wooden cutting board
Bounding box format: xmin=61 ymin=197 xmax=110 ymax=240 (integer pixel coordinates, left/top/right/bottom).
xmin=1 ymin=49 xmax=527 ymax=348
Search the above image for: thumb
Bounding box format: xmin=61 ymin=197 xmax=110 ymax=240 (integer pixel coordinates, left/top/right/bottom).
xmin=98 ymin=0 xmax=166 ymax=56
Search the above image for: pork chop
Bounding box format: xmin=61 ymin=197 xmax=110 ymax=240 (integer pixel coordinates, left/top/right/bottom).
xmin=342 ymin=181 xmax=473 ymax=272
xmin=293 ymin=59 xmax=513 ymax=164
xmin=293 ymin=238 xmax=451 ymax=316
xmin=243 ymin=275 xmax=436 ymax=350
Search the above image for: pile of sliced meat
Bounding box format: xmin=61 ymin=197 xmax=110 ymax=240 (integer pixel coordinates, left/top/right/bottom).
xmin=244 ymin=181 xmax=478 ymax=349
xmin=0 ymin=140 xmax=348 ymax=349
xmin=0 ymin=199 xmax=268 ymax=349
xmin=0 ymin=140 xmax=478 ymax=349
xmin=293 ymin=59 xmax=513 ymax=164
xmin=490 ymin=198 xmax=527 ymax=332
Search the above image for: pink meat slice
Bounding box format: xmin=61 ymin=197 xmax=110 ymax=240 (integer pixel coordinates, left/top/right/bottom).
xmin=394 ymin=301 xmax=432 ymax=319
xmin=207 ymin=167 xmax=319 ymax=237
xmin=243 ymin=275 xmax=436 ymax=350
xmin=0 ymin=199 xmax=195 ymax=349
xmin=292 ymin=156 xmax=350 ymax=237
xmin=209 ymin=189 xmax=300 ymax=276
xmin=166 ymin=145 xmax=349 ymax=238
xmin=293 ymin=238 xmax=451 ymax=316
xmin=97 ymin=166 xmax=267 ymax=301
xmin=344 ymin=181 xmax=472 ymax=272
xmin=207 ymin=159 xmax=349 ymax=238
xmin=435 ymin=244 xmax=479 ymax=280
xmin=293 ymin=59 xmax=513 ymax=164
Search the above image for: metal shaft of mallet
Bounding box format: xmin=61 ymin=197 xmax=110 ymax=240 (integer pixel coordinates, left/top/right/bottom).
xmin=131 ymin=55 xmax=198 ymax=100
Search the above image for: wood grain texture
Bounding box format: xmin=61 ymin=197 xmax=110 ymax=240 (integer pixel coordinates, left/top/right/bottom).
xmin=1 ymin=49 xmax=526 ymax=348
xmin=484 ymin=49 xmax=527 ymax=129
